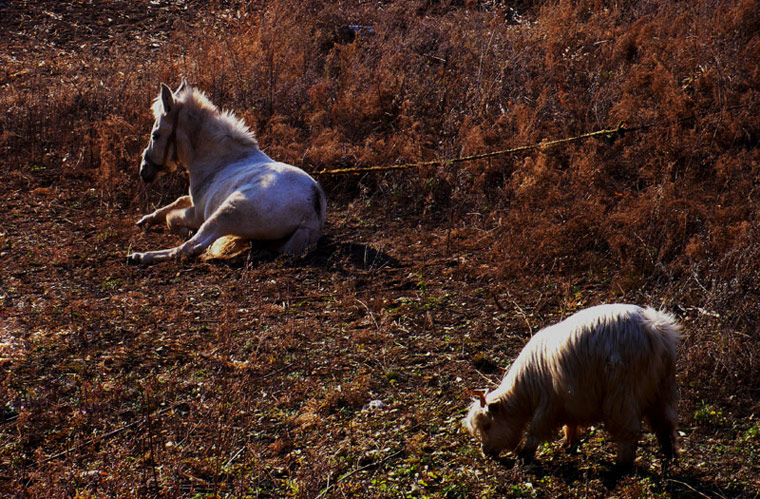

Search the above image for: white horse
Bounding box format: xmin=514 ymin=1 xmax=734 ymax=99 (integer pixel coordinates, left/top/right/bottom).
xmin=128 ymin=81 xmax=326 ymax=264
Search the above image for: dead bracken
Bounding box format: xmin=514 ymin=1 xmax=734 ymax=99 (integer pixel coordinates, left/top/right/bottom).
xmin=1 ymin=0 xmax=759 ymax=497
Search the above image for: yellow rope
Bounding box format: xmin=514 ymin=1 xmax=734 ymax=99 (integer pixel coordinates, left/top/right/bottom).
xmin=314 ymin=123 xmax=628 ymax=176
xmin=312 ymin=104 xmax=753 ymax=176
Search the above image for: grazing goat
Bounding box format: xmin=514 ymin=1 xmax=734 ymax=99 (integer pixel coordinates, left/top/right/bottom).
xmin=464 ymin=304 xmax=680 ymax=468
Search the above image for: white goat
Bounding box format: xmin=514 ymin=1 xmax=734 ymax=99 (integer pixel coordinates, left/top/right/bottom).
xmin=464 ymin=304 xmax=680 ymax=468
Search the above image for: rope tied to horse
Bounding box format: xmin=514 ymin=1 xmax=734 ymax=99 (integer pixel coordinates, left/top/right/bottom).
xmin=312 ymin=104 xmax=752 ymax=176
xmin=313 ymin=122 xmax=629 ymax=176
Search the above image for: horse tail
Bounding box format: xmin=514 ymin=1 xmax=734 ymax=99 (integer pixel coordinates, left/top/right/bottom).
xmin=312 ymin=182 xmax=327 ymax=225
xmin=275 ymin=182 xmax=325 ymax=255
xmin=201 ymin=235 xmax=250 ymax=261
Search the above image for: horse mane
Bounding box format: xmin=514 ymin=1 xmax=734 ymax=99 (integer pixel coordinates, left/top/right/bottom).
xmin=154 ymin=86 xmax=259 ymax=149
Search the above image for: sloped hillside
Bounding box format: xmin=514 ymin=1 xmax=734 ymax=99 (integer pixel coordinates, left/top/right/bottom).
xmin=1 ymin=0 xmax=759 ymax=496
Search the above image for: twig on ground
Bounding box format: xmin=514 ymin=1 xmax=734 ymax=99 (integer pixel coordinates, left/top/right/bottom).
xmin=224 ymin=446 xmax=246 ymax=469
xmin=315 ymin=449 xmax=403 ymax=499
xmin=666 ymin=479 xmax=723 ymax=499
xmin=39 ymin=400 xmax=188 ymax=465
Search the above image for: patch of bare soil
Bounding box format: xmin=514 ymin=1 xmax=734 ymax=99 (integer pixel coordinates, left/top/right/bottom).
xmin=1 ymin=0 xmax=200 ymax=54
xmin=2 ymin=168 xmax=755 ymax=497
xmin=0 ymin=0 xmax=205 ymax=88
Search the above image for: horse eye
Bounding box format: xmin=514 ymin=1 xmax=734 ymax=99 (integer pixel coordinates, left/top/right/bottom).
xmin=152 ymin=132 xmax=160 ymax=141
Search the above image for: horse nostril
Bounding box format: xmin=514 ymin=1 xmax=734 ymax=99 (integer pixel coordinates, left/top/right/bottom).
xmin=140 ymin=164 xmax=156 ymax=183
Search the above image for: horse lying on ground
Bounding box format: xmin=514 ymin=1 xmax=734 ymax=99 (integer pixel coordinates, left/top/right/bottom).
xmin=128 ymin=80 xmax=326 ymax=264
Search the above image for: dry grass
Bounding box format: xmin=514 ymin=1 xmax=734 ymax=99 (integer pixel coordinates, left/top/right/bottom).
xmin=1 ymin=0 xmax=760 ymax=496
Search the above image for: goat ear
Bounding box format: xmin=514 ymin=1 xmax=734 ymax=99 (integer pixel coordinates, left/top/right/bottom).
xmin=465 ymin=389 xmax=489 ymax=408
xmin=177 ymin=77 xmax=188 ymax=94
xmin=160 ymin=83 xmax=174 ymax=113
xmin=465 ymin=389 xmax=487 ymax=407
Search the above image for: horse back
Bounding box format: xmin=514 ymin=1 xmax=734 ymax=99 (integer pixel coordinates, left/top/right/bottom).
xmin=193 ymin=156 xmax=322 ymax=222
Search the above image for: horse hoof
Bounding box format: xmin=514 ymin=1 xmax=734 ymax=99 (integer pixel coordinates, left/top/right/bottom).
xmin=127 ymin=252 xmax=148 ymax=265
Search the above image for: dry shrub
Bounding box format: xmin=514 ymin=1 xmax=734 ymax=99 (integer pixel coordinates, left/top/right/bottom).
xmin=3 ymin=0 xmax=759 ymax=400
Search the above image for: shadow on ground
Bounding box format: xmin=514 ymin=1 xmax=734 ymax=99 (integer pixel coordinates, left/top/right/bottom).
xmin=215 ymin=234 xmax=403 ymax=273
xmin=492 ymin=454 xmax=739 ymax=497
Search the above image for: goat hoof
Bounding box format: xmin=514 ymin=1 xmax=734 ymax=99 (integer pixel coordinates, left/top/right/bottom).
xmin=136 ymin=215 xmax=153 ymax=227
xmin=517 ymin=450 xmax=536 ymax=464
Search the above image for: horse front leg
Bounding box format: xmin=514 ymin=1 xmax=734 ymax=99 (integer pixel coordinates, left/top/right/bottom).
xmin=136 ymin=195 xmax=192 ymax=228
xmin=166 ymin=205 xmax=202 ymax=239
xmin=128 ymin=212 xmax=227 ymax=265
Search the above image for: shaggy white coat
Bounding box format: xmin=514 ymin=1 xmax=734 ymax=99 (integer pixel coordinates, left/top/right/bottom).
xmin=464 ymin=304 xmax=680 ymax=467
xmin=128 ymin=82 xmax=326 ymax=264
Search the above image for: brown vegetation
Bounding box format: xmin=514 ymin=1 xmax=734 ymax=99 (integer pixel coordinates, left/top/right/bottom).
xmin=1 ymin=0 xmax=759 ymax=496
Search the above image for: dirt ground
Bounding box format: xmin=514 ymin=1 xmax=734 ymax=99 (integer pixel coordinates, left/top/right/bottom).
xmin=2 ymin=1 xmax=759 ymax=497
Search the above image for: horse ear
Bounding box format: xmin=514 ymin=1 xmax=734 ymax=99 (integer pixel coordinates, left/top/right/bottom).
xmin=160 ymin=83 xmax=174 ymax=113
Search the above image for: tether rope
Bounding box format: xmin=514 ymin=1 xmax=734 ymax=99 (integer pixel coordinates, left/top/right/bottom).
xmin=313 ymin=104 xmax=751 ymax=176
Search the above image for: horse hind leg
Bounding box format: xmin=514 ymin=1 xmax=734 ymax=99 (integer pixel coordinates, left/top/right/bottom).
xmin=175 ymin=219 xmax=231 ymax=259
xmin=129 ymin=216 xmax=228 ymax=264
xmin=278 ymin=224 xmax=321 ymax=255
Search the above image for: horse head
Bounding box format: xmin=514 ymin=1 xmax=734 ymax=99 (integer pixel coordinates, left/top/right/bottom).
xmin=140 ymin=80 xmax=186 ymax=182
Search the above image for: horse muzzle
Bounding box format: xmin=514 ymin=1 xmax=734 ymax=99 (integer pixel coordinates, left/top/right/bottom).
xmin=140 ymin=158 xmax=159 ymax=183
